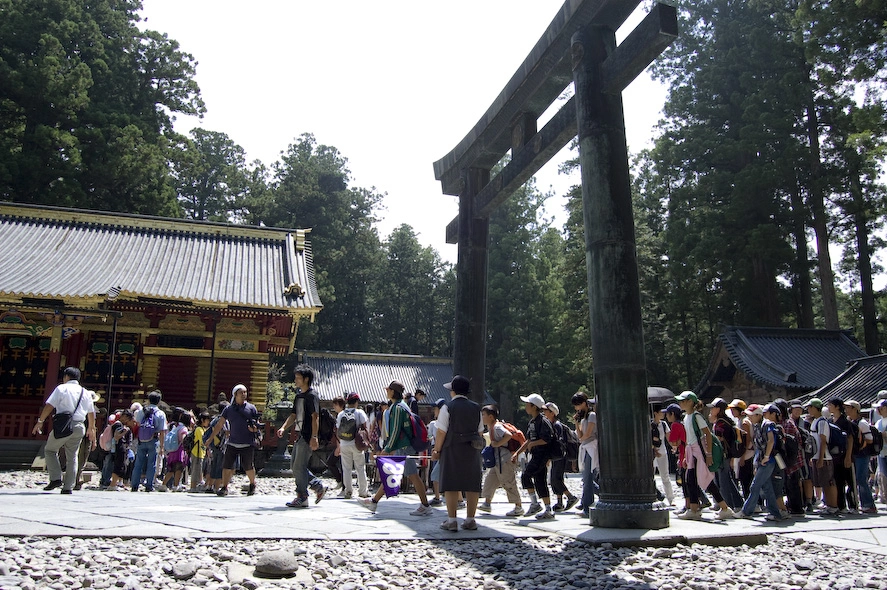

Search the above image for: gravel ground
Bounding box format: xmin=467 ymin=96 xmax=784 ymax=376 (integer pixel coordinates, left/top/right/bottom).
xmin=2 ymin=471 xmax=886 ymax=590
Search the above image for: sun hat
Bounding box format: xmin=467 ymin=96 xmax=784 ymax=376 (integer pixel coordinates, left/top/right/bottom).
xmin=744 ymin=404 xmax=763 ymax=416
xmin=520 ymin=393 xmax=546 ymax=408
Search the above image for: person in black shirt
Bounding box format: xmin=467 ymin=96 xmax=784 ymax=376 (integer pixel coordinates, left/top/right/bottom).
xmin=827 ymin=398 xmax=857 ymax=512
xmin=277 ymin=364 xmax=327 ymax=508
xmin=512 ymin=393 xmax=555 ymax=520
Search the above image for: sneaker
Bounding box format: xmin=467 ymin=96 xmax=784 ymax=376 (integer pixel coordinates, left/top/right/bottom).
xmin=564 ymin=496 xmax=579 ymax=511
xmin=216 ymin=487 xmax=228 ymax=497
xmin=440 ymin=519 xmax=458 ymax=532
xmin=428 ymin=497 xmax=443 ymax=506
xmin=733 ymin=510 xmax=749 ymax=519
xmin=525 ymin=503 xmax=542 ymax=516
xmin=477 ymin=502 xmax=492 ymax=513
xmin=552 ymin=502 xmax=565 ymax=513
xmin=359 ymin=498 xmax=378 ymax=513
xmin=506 ymin=506 xmax=525 ymax=517
xmin=286 ymin=496 xmax=309 ymax=508
xmin=247 ymin=483 xmax=256 ymax=496
xmin=765 ymin=513 xmax=786 ymax=521
xmin=461 ymin=518 xmax=478 ymax=530
xmin=156 ymin=484 xmax=168 ymax=492
xmin=535 ymin=510 xmax=555 ymax=520
xmin=677 ymin=509 xmax=703 ymax=520
xmin=358 ymin=493 xmax=371 ymax=498
xmin=43 ymin=480 xmax=63 ymax=491
xmin=714 ymin=507 xmax=734 ymax=520
xmin=337 ymin=489 xmax=349 ymax=498
xmin=579 ymin=509 xmax=590 ymax=519
xmin=779 ymin=509 xmax=790 ymax=519
xmin=410 ymin=504 xmax=434 ymax=516
xmin=861 ymin=506 xmax=878 ymax=514
xmin=314 ymin=485 xmax=327 ymax=504
xmin=204 ymin=488 xmax=216 ymax=494
xmin=60 ymin=489 xmax=72 ymax=495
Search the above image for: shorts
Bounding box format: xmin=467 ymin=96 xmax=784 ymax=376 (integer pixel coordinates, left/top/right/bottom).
xmin=389 ymin=446 xmax=419 ymax=477
xmin=222 ymin=444 xmax=255 ymax=471
xmin=810 ymin=460 xmax=835 ymax=488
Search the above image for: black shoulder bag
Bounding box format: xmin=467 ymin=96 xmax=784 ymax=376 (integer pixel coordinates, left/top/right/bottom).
xmin=53 ymin=389 xmax=84 ymax=439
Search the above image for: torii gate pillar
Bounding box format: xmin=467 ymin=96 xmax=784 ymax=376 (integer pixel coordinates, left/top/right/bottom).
xmin=572 ymin=25 xmax=667 ymax=528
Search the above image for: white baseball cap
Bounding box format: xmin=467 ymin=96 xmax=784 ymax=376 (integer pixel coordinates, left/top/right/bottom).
xmin=520 ymin=393 xmax=546 ymax=408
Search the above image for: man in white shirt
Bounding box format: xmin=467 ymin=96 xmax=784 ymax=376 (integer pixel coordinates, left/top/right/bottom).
xmin=874 ymin=399 xmax=887 ymax=504
xmin=336 ymin=392 xmax=369 ymax=499
xmin=31 ymin=367 xmax=96 ymax=494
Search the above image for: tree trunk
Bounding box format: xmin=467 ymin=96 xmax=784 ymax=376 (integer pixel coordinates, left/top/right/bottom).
xmin=804 ymin=94 xmax=840 ymax=329
xmin=789 ymin=179 xmax=815 ymax=328
xmin=848 ymin=165 xmax=880 ymax=354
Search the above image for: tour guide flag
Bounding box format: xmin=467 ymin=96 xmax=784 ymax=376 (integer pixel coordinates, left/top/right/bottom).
xmin=376 ymin=455 xmax=406 ymax=498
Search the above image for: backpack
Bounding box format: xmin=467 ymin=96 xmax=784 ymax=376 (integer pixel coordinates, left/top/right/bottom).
xmin=798 ymin=425 xmax=816 ymax=457
xmin=549 ymin=422 xmax=566 ymax=459
xmin=99 ymin=423 xmax=114 ymax=452
xmin=338 ymin=409 xmax=358 ymax=442
xmin=164 ymin=424 xmax=183 ymax=451
xmin=138 ymin=407 xmax=158 ymax=442
xmin=317 ymin=408 xmax=337 ymax=445
xmin=718 ymin=418 xmax=743 ymax=459
xmin=826 ymin=421 xmax=848 ymax=457
xmin=869 ymin=425 xmax=884 ymax=456
xmin=204 ymin=416 xmax=225 ymax=449
xmin=563 ymin=424 xmax=580 ymax=462
xmin=182 ymin=429 xmax=196 ymax=455
xmin=777 ymin=424 xmax=799 ymax=467
xmin=691 ymin=413 xmax=724 ymax=473
xmin=501 ymin=421 xmax=527 ymax=453
xmin=407 ymin=410 xmax=430 ymax=452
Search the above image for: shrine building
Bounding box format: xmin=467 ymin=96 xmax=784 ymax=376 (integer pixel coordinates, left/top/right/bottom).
xmin=0 ymin=202 xmax=323 ymax=442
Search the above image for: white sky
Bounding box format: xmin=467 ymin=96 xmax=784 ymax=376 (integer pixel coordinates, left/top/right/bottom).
xmin=139 ymin=1 xmax=668 ymax=263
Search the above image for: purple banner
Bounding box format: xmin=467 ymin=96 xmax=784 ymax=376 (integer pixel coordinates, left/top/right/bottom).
xmin=376 ymin=455 xmax=406 ymax=498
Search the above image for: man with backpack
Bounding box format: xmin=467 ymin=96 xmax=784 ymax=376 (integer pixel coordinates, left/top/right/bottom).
xmin=278 ymin=364 xmax=327 ymax=508
xmin=804 ymin=398 xmax=839 ymax=515
xmin=543 ymin=402 xmax=579 ymax=513
xmin=336 ymin=392 xmax=369 ymax=499
xmin=845 ymin=400 xmax=877 ymax=514
xmin=130 ymin=390 xmax=167 ymax=493
xmin=360 ymin=380 xmax=434 ymax=516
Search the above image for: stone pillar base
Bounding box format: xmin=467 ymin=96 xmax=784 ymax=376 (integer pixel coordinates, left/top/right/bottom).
xmin=591 ymin=501 xmax=670 ymax=529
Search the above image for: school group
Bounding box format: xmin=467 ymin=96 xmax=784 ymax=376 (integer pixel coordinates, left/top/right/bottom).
xmin=659 ymin=391 xmax=887 ymax=521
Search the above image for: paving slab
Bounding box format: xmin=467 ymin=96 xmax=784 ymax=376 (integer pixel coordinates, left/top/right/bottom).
xmin=0 ymin=488 xmax=885 ymax=551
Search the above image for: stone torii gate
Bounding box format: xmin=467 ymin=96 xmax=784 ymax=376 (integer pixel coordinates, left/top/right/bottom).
xmin=433 ymin=0 xmax=677 ymax=529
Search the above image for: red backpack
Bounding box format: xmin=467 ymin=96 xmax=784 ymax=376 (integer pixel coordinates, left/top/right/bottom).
xmin=501 ymin=421 xmax=527 ymax=453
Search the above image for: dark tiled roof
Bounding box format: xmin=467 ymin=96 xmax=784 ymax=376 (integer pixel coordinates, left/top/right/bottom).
xmin=303 ymin=351 xmax=494 ymax=406
xmin=700 ymin=326 xmax=865 ymax=392
xmin=0 ymin=203 xmax=322 ymax=313
xmin=805 ymin=354 xmax=887 ymax=409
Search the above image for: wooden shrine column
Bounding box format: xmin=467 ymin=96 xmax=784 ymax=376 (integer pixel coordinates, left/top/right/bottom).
xmin=453 ymin=167 xmax=490 ymax=404
xmin=571 ymin=24 xmax=668 ymax=528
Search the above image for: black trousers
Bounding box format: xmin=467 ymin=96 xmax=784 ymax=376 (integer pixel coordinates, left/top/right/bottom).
xmin=521 ymin=453 xmax=549 ymax=499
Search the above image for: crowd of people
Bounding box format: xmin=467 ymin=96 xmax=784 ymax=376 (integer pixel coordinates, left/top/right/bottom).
xmin=32 ymin=365 xmax=887 ymax=531
xmin=664 ymin=392 xmax=887 ymax=521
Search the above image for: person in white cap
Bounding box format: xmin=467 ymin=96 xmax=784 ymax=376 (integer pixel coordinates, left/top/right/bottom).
xmin=512 ymin=393 xmax=556 ymax=519
xmin=543 ymin=402 xmax=579 ymax=513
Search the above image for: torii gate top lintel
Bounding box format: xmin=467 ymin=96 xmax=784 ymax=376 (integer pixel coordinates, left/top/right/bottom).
xmin=433 ymin=0 xmax=676 ymax=238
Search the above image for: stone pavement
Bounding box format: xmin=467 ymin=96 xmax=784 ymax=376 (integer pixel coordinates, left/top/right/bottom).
xmin=1 ymin=487 xmax=886 ymax=555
